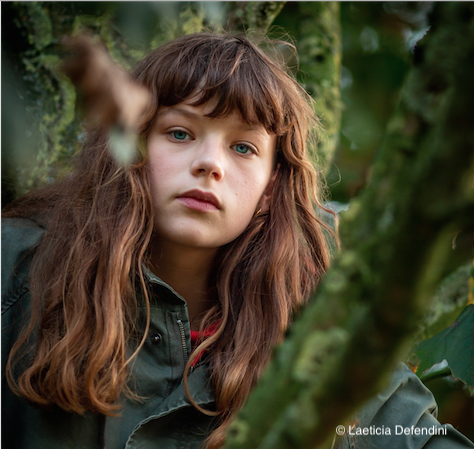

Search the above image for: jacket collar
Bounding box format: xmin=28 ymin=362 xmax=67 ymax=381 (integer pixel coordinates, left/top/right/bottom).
xmin=142 ymin=264 xmax=188 ymax=307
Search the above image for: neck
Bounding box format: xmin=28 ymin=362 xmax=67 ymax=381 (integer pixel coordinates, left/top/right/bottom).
xmin=147 ymin=235 xmax=217 ymax=331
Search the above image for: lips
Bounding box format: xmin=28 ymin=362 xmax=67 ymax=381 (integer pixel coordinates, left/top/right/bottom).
xmin=176 ymin=189 xmax=221 ymax=211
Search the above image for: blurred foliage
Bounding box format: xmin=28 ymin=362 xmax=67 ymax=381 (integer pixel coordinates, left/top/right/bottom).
xmin=327 ymin=2 xmax=432 ymax=203
xmin=414 ymin=263 xmax=472 ymax=343
xmin=413 ymin=305 xmax=474 ymax=394
xmin=411 ymin=258 xmax=474 ymax=440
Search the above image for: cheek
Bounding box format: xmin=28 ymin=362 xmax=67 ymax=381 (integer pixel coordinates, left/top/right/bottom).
xmin=229 ymin=169 xmax=269 ymax=212
xmin=148 ymin=159 xmax=167 ymax=198
xmin=149 ymin=149 xmax=177 ymax=177
xmin=147 ymin=147 xmax=184 ymax=194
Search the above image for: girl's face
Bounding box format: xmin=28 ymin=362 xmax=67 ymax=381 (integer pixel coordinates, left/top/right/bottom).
xmin=147 ymin=100 xmax=277 ymax=250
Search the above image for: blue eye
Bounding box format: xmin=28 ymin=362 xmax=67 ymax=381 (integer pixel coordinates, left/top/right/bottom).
xmin=233 ymin=143 xmax=253 ymax=155
xmin=171 ymin=130 xmax=189 ymax=140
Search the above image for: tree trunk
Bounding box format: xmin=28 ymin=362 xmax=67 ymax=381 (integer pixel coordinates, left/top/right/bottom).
xmin=226 ymin=2 xmax=286 ymax=34
xmin=2 ymin=2 xmax=134 ymax=201
xmin=223 ymin=3 xmax=474 ymax=448
xmin=275 ymin=2 xmax=342 ymax=171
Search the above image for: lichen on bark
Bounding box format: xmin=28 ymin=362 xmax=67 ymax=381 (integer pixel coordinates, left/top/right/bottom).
xmin=226 ymin=2 xmax=286 ymax=34
xmin=294 ymin=2 xmax=342 ymax=171
xmin=273 ymin=2 xmax=342 ymax=172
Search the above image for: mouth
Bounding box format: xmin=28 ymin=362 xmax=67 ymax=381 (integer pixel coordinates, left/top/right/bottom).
xmin=176 ymin=189 xmax=221 ymax=212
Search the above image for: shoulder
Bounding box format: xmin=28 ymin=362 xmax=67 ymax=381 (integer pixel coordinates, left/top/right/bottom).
xmin=351 ymin=363 xmax=474 ymax=448
xmin=2 ymin=217 xmax=46 ymax=251
xmin=359 ymin=363 xmax=437 ymax=421
xmin=1 ymin=218 xmax=45 ymax=313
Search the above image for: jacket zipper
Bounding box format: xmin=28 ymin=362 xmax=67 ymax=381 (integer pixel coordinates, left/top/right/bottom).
xmin=176 ymin=318 xmax=188 ymax=364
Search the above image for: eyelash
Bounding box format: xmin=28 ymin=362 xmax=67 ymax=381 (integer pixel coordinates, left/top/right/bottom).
xmin=170 ymin=130 xmax=191 ymax=141
xmin=231 ymin=143 xmax=256 ymax=155
xmin=168 ymin=130 xmax=257 ymax=156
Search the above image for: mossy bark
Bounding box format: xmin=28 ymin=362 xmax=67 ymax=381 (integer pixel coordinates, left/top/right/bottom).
xmin=2 ymin=2 xmax=133 ymax=201
xmin=273 ymin=2 xmax=342 ymax=171
xmin=223 ymin=3 xmax=474 ymax=449
xmin=299 ymin=2 xmax=341 ymax=172
xmin=226 ymin=2 xmax=286 ymax=34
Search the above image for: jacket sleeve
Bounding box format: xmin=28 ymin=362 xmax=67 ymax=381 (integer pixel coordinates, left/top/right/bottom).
xmin=1 ymin=217 xmax=45 ymax=312
xmin=2 ymin=217 xmax=45 ymax=373
xmin=345 ymin=363 xmax=474 ymax=449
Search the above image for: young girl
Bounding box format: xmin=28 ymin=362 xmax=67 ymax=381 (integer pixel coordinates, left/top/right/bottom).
xmin=2 ymin=33 xmax=332 ymax=449
xmin=2 ymin=33 xmax=472 ymax=449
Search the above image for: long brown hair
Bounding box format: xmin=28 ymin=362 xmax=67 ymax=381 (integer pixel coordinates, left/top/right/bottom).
xmin=4 ymin=33 xmax=335 ymax=448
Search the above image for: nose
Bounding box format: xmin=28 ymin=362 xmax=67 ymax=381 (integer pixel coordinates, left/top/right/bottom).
xmin=190 ymin=138 xmax=224 ymax=181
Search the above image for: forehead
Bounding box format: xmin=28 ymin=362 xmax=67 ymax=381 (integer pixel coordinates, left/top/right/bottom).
xmin=153 ymin=63 xmax=283 ymax=133
xmin=156 ymin=100 xmax=272 ymax=136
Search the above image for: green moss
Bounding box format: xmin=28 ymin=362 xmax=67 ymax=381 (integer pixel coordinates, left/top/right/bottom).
xmin=284 ymin=398 xmax=319 ymax=446
xmin=293 ymin=328 xmax=348 ymax=383
xmin=21 ymin=2 xmax=53 ymax=50
xmin=6 ymin=3 xmax=144 ymax=196
xmin=180 ymin=3 xmax=205 ymax=35
xmin=293 ymin=2 xmax=342 ymax=170
xmin=226 ymin=419 xmax=250 ymax=446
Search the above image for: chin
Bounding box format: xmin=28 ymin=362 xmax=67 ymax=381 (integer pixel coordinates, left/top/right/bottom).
xmin=165 ymin=231 xmax=222 ymax=249
xmin=169 ymin=229 xmax=246 ymax=250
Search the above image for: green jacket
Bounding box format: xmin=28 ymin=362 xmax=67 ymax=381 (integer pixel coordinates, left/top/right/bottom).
xmin=2 ymin=218 xmax=473 ymax=449
xmin=2 ymin=218 xmax=216 ymax=449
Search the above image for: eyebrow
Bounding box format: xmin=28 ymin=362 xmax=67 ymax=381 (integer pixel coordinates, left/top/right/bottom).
xmin=156 ymin=107 xmax=265 ymax=133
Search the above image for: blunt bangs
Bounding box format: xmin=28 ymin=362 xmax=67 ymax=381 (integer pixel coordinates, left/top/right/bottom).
xmin=134 ymin=34 xmax=293 ymax=136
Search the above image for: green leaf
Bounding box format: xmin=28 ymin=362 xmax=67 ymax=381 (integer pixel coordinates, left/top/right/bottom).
xmin=414 ymin=263 xmax=471 ymax=343
xmin=412 ymin=304 xmax=474 ymax=390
